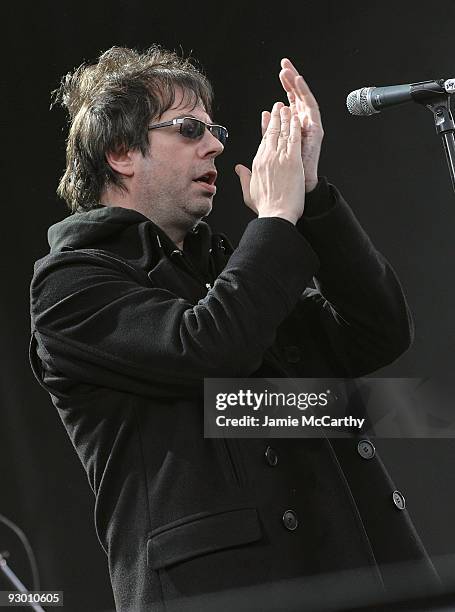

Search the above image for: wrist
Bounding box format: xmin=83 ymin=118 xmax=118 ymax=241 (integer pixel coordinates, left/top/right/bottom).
xmin=305 ymin=178 xmax=318 ymax=193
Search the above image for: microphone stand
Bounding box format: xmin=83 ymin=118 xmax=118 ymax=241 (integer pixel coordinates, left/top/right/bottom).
xmin=420 ymin=95 xmax=455 ymax=193
xmin=0 ymin=551 xmax=45 ymax=612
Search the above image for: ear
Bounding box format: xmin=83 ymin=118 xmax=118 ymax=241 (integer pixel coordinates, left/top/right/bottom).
xmin=105 ymin=147 xmax=136 ymax=177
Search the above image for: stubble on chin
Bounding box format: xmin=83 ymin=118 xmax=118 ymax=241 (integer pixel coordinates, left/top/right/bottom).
xmin=137 ymin=177 xmax=214 ymax=227
xmin=187 ymin=195 xmax=213 ymax=218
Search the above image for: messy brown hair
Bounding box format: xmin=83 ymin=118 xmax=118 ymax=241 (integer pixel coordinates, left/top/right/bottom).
xmin=52 ymin=45 xmax=214 ymax=212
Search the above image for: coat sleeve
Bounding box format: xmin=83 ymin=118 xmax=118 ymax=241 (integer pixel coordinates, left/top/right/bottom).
xmin=295 ymin=177 xmax=414 ymax=376
xmin=30 ymin=217 xmax=319 ymax=398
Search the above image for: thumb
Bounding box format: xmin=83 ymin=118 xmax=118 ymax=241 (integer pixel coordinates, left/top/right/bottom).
xmin=235 ymin=164 xmax=253 ymax=207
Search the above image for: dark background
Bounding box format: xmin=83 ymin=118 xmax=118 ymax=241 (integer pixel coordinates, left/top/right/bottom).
xmin=2 ymin=1 xmax=455 ymax=610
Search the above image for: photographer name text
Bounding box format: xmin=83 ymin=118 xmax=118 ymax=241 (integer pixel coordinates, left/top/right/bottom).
xmin=215 ymin=415 xmax=365 ymax=429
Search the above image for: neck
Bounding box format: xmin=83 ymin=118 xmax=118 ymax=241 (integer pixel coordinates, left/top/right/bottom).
xmin=154 ymin=220 xmax=186 ymax=250
xmin=100 ymin=186 xmax=188 ymax=250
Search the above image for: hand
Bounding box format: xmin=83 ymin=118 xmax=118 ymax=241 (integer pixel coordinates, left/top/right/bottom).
xmin=235 ymin=102 xmax=306 ymax=225
xmin=262 ymin=58 xmax=324 ymax=193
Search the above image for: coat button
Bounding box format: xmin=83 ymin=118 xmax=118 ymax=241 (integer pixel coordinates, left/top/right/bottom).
xmin=392 ymin=490 xmax=406 ymax=510
xmin=284 ymin=345 xmax=301 ymax=363
xmin=282 ymin=510 xmax=298 ymax=531
xmin=265 ymin=446 xmax=278 ymax=467
xmin=171 ymin=249 xmax=183 ymax=256
xmin=357 ymin=439 xmax=376 ymax=460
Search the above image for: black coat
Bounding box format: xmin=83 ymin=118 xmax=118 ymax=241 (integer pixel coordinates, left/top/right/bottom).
xmin=29 ymin=178 xmax=439 ymax=611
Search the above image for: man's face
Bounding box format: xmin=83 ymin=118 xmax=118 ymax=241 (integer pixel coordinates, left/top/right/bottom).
xmin=132 ymin=89 xmax=224 ymax=231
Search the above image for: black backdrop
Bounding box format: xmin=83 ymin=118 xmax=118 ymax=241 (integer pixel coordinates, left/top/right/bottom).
xmin=3 ymin=1 xmax=455 ymax=610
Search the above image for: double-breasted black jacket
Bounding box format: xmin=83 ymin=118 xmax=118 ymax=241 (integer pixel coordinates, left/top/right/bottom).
xmin=29 ymin=178 xmax=439 ymax=611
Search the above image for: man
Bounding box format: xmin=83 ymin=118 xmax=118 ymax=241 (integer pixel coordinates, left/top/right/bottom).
xmin=30 ymin=46 xmax=439 ymax=611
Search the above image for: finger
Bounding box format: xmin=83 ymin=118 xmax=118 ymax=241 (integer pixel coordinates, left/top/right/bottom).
xmin=280 ymin=57 xmax=299 ymax=75
xmin=235 ymin=164 xmax=253 ymax=207
xmin=280 ymin=68 xmax=314 ymax=119
xmin=288 ymin=110 xmax=302 ymax=155
xmin=286 ymin=90 xmax=297 ymax=114
xmin=264 ymin=101 xmax=284 ymax=150
xmin=261 ymin=111 xmax=271 ymax=137
xmin=284 ymin=72 xmax=321 ymax=129
xmin=279 ymin=68 xmax=295 ymax=94
xmin=295 ymin=74 xmax=319 ymax=111
xmin=281 ymin=59 xmax=305 ymax=96
xmin=280 ymin=63 xmax=319 ymax=111
xmin=277 ymin=105 xmax=291 ymax=151
xmin=286 ymin=88 xmax=310 ymax=134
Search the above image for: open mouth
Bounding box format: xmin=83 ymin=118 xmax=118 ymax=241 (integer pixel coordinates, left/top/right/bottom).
xmin=193 ymin=171 xmax=217 ymax=185
xmin=193 ymin=171 xmax=217 ymax=193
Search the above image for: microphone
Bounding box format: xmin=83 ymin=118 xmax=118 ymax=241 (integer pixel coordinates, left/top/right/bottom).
xmin=346 ymin=78 xmax=455 ymax=116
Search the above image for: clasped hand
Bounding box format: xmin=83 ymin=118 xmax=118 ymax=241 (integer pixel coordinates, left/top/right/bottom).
xmin=236 ymin=102 xmax=305 ymax=225
xmin=236 ymin=58 xmax=324 ymax=223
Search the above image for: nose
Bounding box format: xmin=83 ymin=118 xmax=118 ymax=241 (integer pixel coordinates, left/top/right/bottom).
xmin=197 ymin=128 xmax=224 ymax=159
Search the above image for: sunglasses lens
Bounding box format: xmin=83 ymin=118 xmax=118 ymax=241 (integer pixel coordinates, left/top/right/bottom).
xmin=180 ymin=118 xmax=228 ymax=145
xmin=210 ymin=126 xmax=228 ymax=145
xmin=181 ymin=118 xmax=205 ymax=139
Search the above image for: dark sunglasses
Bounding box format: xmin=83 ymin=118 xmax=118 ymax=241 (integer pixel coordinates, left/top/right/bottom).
xmin=148 ymin=117 xmax=228 ymax=146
